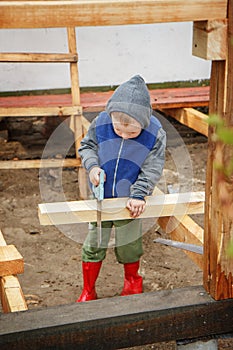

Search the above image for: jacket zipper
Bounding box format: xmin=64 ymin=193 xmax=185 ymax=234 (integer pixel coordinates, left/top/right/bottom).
xmin=112 ymin=139 xmax=124 ymax=197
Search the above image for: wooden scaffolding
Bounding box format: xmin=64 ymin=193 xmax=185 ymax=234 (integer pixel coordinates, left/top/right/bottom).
xmin=0 ymin=0 xmax=233 ymax=348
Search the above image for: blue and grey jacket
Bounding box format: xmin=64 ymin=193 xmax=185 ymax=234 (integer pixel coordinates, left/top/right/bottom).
xmin=78 ymin=111 xmax=166 ymax=201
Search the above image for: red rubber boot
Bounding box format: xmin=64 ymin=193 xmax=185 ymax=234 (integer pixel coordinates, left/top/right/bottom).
xmin=121 ymin=261 xmax=143 ymax=296
xmin=76 ymin=261 xmax=102 ymax=302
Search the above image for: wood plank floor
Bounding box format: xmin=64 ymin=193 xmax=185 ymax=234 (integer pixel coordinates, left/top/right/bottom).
xmin=0 ymin=86 xmax=209 ymax=112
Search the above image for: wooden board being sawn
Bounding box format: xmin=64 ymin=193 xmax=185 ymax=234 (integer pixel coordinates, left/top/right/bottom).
xmin=38 ymin=191 xmax=204 ymax=225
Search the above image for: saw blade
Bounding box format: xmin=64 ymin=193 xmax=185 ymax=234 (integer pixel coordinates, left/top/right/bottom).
xmin=92 ymin=169 xmax=105 ymax=248
xmin=154 ymin=238 xmax=203 ymax=255
xmin=96 ymin=200 xmax=102 ymax=248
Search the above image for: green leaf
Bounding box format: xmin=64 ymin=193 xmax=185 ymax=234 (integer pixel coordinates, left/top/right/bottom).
xmin=225 ymin=159 xmax=233 ymax=177
xmin=213 ymin=160 xmax=224 ymax=171
xmin=207 ymin=114 xmax=224 ymax=127
xmin=217 ymin=127 xmax=233 ymax=145
xmin=227 ymin=242 xmax=233 ymax=257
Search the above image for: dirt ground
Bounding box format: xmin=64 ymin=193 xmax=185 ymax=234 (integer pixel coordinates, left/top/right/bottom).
xmin=0 ymin=112 xmax=232 ymax=349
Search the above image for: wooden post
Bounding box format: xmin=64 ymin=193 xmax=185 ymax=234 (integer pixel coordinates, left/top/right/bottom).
xmin=192 ymin=19 xmax=227 ymax=60
xmin=67 ymin=27 xmax=88 ymax=199
xmin=204 ymin=0 xmax=233 ymax=300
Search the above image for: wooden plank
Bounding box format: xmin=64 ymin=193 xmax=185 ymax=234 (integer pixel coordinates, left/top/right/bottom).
xmin=67 ymin=26 xmax=89 ymax=199
xmin=153 ymin=187 xmax=203 ymax=269
xmin=0 ymin=230 xmax=27 ymax=313
xmin=163 ymin=107 xmax=209 ymax=137
xmin=67 ymin=27 xmax=80 ymax=107
xmin=0 ymin=286 xmax=233 ymax=350
xmin=158 ymin=215 xmax=203 ymax=269
xmin=0 ymin=53 xmax=78 ymax=63
xmin=0 ymin=245 xmax=24 ymax=277
xmin=67 ymin=26 xmax=81 ymax=137
xmin=38 ymin=191 xmax=205 ymax=225
xmin=0 ymin=0 xmax=227 ymax=29
xmin=67 ymin=27 xmax=82 ymax=145
xmin=204 ymin=0 xmax=233 ymax=300
xmin=0 ymin=230 xmax=7 ymax=246
xmin=0 ymin=158 xmax=81 ymax=169
xmin=0 ymin=86 xmax=210 ymax=112
xmin=80 ymin=86 xmax=210 ymax=112
xmin=81 ymin=115 xmax=91 ymax=134
xmin=0 ymin=275 xmax=28 ymax=313
xmin=150 ymin=86 xmax=210 ymax=110
xmin=192 ymin=19 xmax=228 ymax=60
xmin=0 ymin=106 xmax=82 ymax=117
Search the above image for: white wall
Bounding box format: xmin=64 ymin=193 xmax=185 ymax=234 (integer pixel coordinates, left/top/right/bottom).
xmin=0 ymin=22 xmax=211 ymax=92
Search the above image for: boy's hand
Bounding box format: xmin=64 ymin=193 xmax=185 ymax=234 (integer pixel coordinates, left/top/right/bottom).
xmin=126 ymin=198 xmax=146 ymax=218
xmin=89 ymin=167 xmax=104 ymax=186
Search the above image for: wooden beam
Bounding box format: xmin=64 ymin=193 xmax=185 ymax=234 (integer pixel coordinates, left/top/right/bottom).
xmin=0 ymin=158 xmax=81 ymax=170
xmin=67 ymin=27 xmax=89 ymax=199
xmin=0 ymin=230 xmax=27 ymax=313
xmin=153 ymin=188 xmax=203 ymax=269
xmin=0 ymin=275 xmax=28 ymax=313
xmin=204 ymin=0 xmax=233 ymax=300
xmin=38 ymin=191 xmax=205 ymax=225
xmin=0 ymin=106 xmax=82 ymax=118
xmin=81 ymin=115 xmax=91 ymax=135
xmin=0 ymin=245 xmax=24 ymax=277
xmin=0 ymin=53 xmax=78 ymax=63
xmin=0 ymin=0 xmax=227 ymax=29
xmin=0 ymin=286 xmax=233 ymax=350
xmin=192 ymin=19 xmax=228 ymax=60
xmin=158 ymin=215 xmax=204 ymax=270
xmin=163 ymin=107 xmax=209 ymax=137
xmin=192 ymin=19 xmax=228 ymax=61
xmin=0 ymin=231 xmax=7 ymax=246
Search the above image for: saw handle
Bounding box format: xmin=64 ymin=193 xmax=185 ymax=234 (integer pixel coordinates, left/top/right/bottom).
xmin=92 ymin=169 xmax=105 ymax=201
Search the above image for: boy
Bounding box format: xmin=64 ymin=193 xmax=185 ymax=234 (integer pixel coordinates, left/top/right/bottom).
xmin=77 ymin=75 xmax=166 ymax=302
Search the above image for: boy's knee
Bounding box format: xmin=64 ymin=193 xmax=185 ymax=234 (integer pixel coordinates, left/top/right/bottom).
xmin=82 ymin=245 xmax=107 ymax=262
xmin=115 ymin=239 xmax=143 ymax=264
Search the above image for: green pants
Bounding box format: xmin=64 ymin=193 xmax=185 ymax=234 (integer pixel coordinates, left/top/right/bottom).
xmin=82 ymin=219 xmax=143 ymax=264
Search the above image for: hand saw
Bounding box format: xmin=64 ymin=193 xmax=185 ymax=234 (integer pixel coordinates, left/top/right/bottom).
xmin=92 ymin=169 xmax=105 ymax=247
xmin=154 ymin=237 xmax=203 ymax=255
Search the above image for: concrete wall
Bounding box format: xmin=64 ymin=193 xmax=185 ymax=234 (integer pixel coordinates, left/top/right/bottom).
xmin=0 ymin=22 xmax=211 ymax=92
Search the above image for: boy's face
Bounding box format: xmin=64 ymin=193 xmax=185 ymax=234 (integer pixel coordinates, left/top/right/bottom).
xmin=112 ymin=115 xmax=142 ymax=139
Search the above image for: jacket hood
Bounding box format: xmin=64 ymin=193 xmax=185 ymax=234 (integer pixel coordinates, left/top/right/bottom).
xmin=106 ymin=75 xmax=152 ymax=129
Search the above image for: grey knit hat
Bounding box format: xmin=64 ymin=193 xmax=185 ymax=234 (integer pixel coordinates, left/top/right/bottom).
xmin=106 ymin=75 xmax=152 ymax=129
